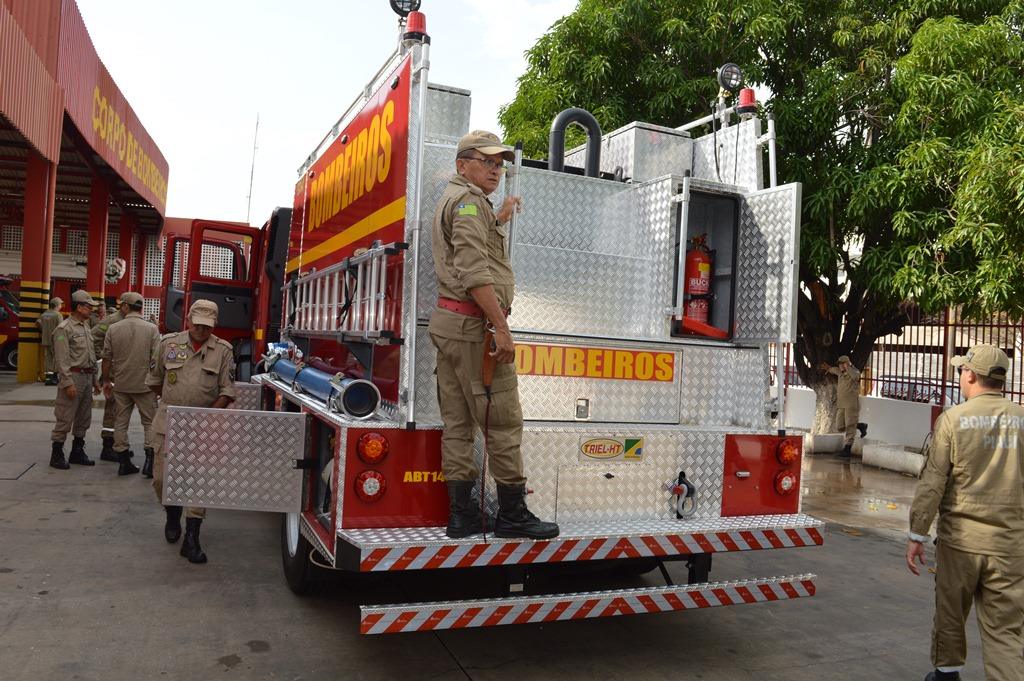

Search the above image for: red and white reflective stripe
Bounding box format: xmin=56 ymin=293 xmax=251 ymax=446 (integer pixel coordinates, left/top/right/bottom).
xmin=360 ymin=574 xmax=817 ymax=634
xmin=357 ymin=526 xmax=824 ymax=572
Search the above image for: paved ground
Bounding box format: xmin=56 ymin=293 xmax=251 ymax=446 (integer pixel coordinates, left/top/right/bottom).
xmin=0 ymin=372 xmax=984 ymax=681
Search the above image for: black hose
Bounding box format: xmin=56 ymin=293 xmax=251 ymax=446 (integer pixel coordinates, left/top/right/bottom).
xmin=548 ymin=108 xmax=602 ymax=177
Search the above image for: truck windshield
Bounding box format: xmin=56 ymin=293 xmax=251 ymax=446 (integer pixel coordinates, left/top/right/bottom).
xmin=0 ymin=289 xmax=17 ymax=314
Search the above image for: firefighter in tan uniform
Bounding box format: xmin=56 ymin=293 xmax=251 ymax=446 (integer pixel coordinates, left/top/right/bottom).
xmin=49 ymin=290 xmax=100 ymax=469
xmin=92 ymin=293 xmax=126 ymax=462
xmin=429 ymin=130 xmax=558 ymax=540
xmin=906 ymin=345 xmax=1024 ymax=681
xmin=146 ymin=299 xmax=236 ymax=564
xmin=824 ymin=355 xmax=866 ymax=457
xmin=36 ymin=297 xmax=63 ymax=385
xmin=101 ymin=292 xmax=159 ymax=478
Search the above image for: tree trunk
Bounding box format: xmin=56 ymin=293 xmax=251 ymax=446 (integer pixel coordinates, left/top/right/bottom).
xmin=811 ymin=382 xmax=837 ymax=434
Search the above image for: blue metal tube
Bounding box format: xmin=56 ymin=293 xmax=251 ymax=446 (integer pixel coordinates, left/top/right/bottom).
xmin=273 ymin=358 xmax=335 ymax=403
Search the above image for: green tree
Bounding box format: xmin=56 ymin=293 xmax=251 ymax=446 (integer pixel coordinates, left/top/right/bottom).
xmin=500 ymin=0 xmax=1023 ymax=430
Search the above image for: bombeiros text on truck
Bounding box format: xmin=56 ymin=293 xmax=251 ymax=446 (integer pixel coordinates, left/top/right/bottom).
xmin=161 ymin=0 xmax=819 ymax=634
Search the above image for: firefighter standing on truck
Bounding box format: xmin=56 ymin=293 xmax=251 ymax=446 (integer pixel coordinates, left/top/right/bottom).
xmin=36 ymin=297 xmax=63 ymax=385
xmin=49 ymin=290 xmax=100 ymax=469
xmin=146 ymin=299 xmax=235 ymax=564
xmin=101 ymin=292 xmax=159 ymax=478
xmin=906 ymin=344 xmax=1024 ymax=681
xmin=428 ymin=130 xmax=558 ymax=540
xmin=92 ymin=292 xmax=126 ymax=462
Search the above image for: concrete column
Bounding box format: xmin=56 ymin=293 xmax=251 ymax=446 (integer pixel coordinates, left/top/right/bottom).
xmin=108 ymin=212 xmax=135 ymax=298
xmin=16 ymin=150 xmax=56 ymax=382
xmin=86 ymin=177 xmax=109 ymax=305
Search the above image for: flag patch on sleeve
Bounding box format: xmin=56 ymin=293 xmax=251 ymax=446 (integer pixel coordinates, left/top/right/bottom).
xmin=457 ymin=203 xmax=478 ymax=216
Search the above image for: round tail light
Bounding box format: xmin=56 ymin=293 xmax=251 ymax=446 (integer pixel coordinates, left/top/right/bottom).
xmin=774 ymin=470 xmax=798 ymax=496
xmin=354 ymin=470 xmax=386 ymax=502
xmin=356 ymin=432 xmax=389 ymax=464
xmin=776 ymin=439 xmax=800 ymax=465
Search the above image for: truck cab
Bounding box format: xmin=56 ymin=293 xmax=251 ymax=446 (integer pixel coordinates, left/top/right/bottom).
xmin=0 ymin=275 xmax=20 ymax=368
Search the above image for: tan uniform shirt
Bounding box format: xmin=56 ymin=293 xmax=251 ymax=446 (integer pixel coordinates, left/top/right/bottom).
xmin=829 ymin=366 xmax=861 ymax=408
xmin=428 ymin=174 xmax=514 ymax=342
xmin=91 ymin=310 xmax=123 ymax=356
xmin=911 ymin=392 xmax=1024 ymax=556
xmin=52 ymin=317 xmax=96 ymax=389
xmin=146 ymin=331 xmax=236 ymax=435
xmin=37 ymin=309 xmax=62 ymax=347
xmin=102 ymin=312 xmax=160 ymax=393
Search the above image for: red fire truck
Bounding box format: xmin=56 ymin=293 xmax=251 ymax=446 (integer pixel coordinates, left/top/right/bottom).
xmin=162 ymin=3 xmax=817 ymax=634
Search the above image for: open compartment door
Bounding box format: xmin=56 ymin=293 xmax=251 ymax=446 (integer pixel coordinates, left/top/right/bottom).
xmin=163 ymin=406 xmax=309 ymax=513
xmin=733 ymin=183 xmax=801 ymax=344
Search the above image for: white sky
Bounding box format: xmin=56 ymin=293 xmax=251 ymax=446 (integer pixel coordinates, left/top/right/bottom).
xmin=76 ymin=0 xmax=576 ymax=226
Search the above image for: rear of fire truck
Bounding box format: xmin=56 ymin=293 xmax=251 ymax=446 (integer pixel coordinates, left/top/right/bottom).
xmin=160 ymin=4 xmax=821 ymax=634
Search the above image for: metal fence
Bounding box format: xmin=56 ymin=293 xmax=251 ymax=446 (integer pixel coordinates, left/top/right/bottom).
xmin=771 ymin=307 xmax=1024 ymax=408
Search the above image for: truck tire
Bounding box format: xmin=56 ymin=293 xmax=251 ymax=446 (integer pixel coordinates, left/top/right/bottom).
xmin=281 ymin=512 xmax=323 ymax=595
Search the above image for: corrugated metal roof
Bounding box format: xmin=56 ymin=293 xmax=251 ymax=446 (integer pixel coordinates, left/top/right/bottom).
xmin=57 ymin=1 xmax=168 ymax=217
xmin=0 ymin=3 xmax=62 ymax=161
xmin=1 ymin=0 xmax=61 ymax=75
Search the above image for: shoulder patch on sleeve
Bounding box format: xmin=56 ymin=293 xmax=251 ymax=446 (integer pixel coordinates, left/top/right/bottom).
xmin=457 ymin=203 xmax=478 ymax=217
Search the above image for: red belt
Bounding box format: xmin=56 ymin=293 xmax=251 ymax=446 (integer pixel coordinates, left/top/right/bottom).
xmin=437 ymin=297 xmax=510 ymax=319
xmin=70 ymin=367 xmax=95 ymax=374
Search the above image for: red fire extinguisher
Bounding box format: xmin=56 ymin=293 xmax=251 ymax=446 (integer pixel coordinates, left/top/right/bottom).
xmin=684 ymin=235 xmax=712 ymax=323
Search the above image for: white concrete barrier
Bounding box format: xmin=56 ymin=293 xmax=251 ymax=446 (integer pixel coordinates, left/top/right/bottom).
xmin=803 ymin=433 xmax=844 ymax=454
xmin=862 ymin=443 xmax=925 ymax=476
xmin=785 ymin=386 xmax=938 ymax=449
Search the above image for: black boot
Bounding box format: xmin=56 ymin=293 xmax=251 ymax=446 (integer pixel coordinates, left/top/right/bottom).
xmin=164 ymin=506 xmax=183 ymax=543
xmin=49 ymin=441 xmax=70 ymax=470
xmin=141 ymin=447 xmax=155 ymax=479
xmin=99 ymin=434 xmax=117 ymax=462
xmin=68 ymin=437 xmax=95 ymax=466
xmin=44 ymin=372 xmax=59 ymax=386
xmin=925 ymin=671 xmax=961 ymax=681
xmin=494 ymin=484 xmax=559 ymax=539
xmin=445 ymin=480 xmax=493 ymax=538
xmin=117 ymin=450 xmax=140 ymax=476
xmin=840 ymin=444 xmax=852 ymax=458
xmin=180 ymin=518 xmax=208 ymax=564
xmin=857 ymin=422 xmax=868 ymax=438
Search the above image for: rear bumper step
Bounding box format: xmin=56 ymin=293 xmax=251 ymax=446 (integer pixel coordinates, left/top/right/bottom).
xmin=338 ymin=514 xmax=824 ymax=572
xmin=361 ymin=573 xmax=817 ymax=634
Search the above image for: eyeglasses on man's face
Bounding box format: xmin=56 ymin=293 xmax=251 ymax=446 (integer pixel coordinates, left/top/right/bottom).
xmin=462 ymin=154 xmax=506 ymax=172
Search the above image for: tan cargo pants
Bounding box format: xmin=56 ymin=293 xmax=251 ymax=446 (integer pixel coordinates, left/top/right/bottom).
xmin=151 ymin=433 xmax=206 ymax=519
xmin=430 ymin=332 xmax=525 ymax=485
xmin=51 ymin=372 xmax=94 ymax=442
xmin=932 ymin=540 xmax=1024 ymax=680
xmin=42 ymin=345 xmax=55 ymax=373
xmin=112 ymin=391 xmax=157 ymax=453
xmin=835 ymin=406 xmax=860 ymax=446
xmin=101 ymin=395 xmax=116 ymax=435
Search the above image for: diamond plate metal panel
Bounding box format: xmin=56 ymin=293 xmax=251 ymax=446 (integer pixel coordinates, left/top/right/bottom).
xmin=679 ymin=346 xmax=768 ymax=428
xmin=424 ymin=83 xmax=471 ymax=144
xmin=691 ymin=118 xmax=763 ymax=192
xmin=557 ymin=464 xmax=665 ymax=522
xmin=229 ymin=382 xmax=261 ymax=411
xmin=565 ymin=122 xmax=692 ymax=182
xmin=163 ymin=407 xmax=307 ymax=512
xmin=734 ymin=183 xmax=801 ymax=343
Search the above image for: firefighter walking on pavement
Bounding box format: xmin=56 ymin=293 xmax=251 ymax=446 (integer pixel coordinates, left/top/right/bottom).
xmin=36 ymin=297 xmax=63 ymax=385
xmin=100 ymin=292 xmax=159 ymax=478
xmin=906 ymin=344 xmax=1024 ymax=681
xmin=146 ymin=299 xmax=236 ymax=564
xmin=49 ymin=290 xmax=101 ymax=470
xmin=92 ymin=292 xmax=126 ymax=462
xmin=428 ymin=130 xmax=558 ymax=541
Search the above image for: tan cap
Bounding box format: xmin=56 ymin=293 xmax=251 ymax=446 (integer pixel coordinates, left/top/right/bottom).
xmin=122 ymin=291 xmax=144 ymax=307
xmin=188 ymin=299 xmax=218 ymax=327
xmin=837 ymin=355 xmax=851 ymax=365
xmin=49 ymin=297 xmax=62 ymax=307
xmin=71 ymin=290 xmax=97 ymax=307
xmin=457 ymin=130 xmax=514 ymax=161
xmin=951 ymin=344 xmax=1009 ymax=380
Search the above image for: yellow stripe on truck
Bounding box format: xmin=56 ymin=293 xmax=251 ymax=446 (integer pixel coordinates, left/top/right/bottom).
xmin=286 ymin=196 xmax=406 ymax=274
